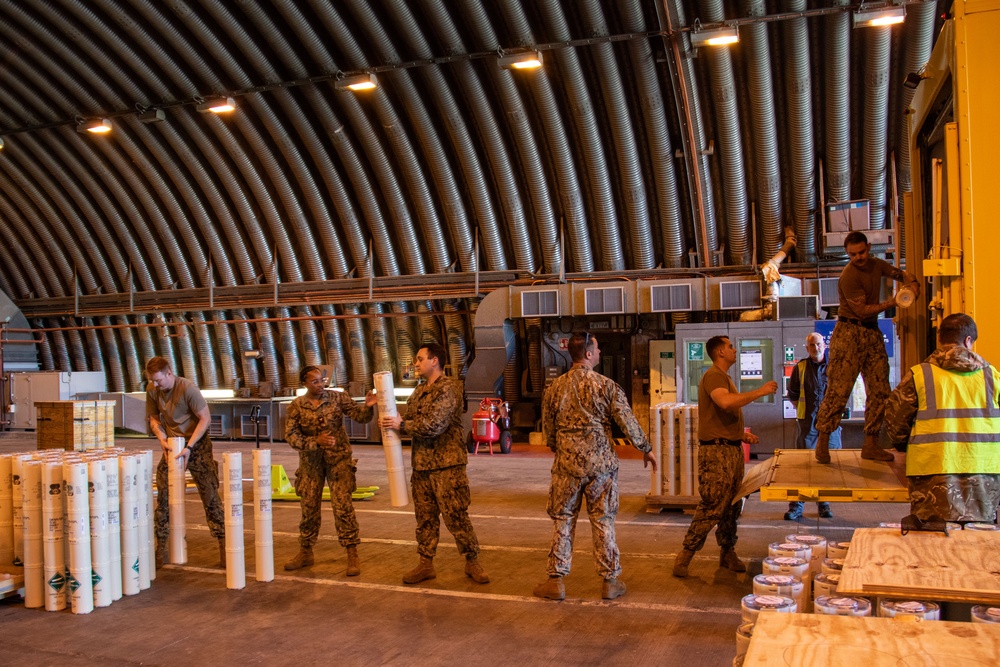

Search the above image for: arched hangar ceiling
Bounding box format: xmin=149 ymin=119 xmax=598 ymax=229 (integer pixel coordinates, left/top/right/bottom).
xmin=0 ymin=0 xmax=943 ymax=395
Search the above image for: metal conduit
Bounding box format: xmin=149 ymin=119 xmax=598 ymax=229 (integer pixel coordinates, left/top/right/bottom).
xmin=825 ymin=2 xmax=852 ymax=204
xmin=36 ymin=323 xmax=54 ymax=371
xmin=538 ymin=0 xmax=622 ymax=271
xmin=741 ymin=0 xmax=783 ymax=257
xmin=781 ymin=0 xmax=817 ymax=260
xmin=49 ymin=322 xmax=70 ymax=371
xmin=343 ymin=305 xmax=373 ymax=389
xmin=254 ymin=311 xmax=281 ymax=392
xmin=231 ymin=310 xmax=259 ymax=390
xmin=443 ymin=302 xmax=469 ymax=379
xmin=211 ymin=314 xmax=238 ymax=391
xmin=191 ymin=313 xmax=218 ymax=389
xmin=154 ymin=319 xmax=178 ymax=378
xmin=172 ymin=315 xmax=200 ymax=386
xmin=320 ymin=305 xmax=348 ymax=387
xmin=0 ymin=194 xmax=51 ymax=298
xmin=620 ymin=0 xmax=685 ymax=268
xmin=278 ymin=307 xmax=300 ymax=390
xmin=863 ymin=27 xmax=892 ymax=230
xmin=99 ymin=316 xmax=125 ymax=392
xmin=66 ymin=326 xmax=87 ymax=372
xmin=136 ymin=315 xmax=155 ymax=366
xmin=83 ymin=319 xmax=103 ymax=376
xmin=117 ymin=315 xmax=143 ymax=392
xmin=369 ymin=303 xmax=395 ymax=376
xmin=896 ymin=2 xmax=938 ymax=217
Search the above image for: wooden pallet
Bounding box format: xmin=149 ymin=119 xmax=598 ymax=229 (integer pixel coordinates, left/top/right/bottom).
xmin=645 ymin=494 xmax=700 ymax=513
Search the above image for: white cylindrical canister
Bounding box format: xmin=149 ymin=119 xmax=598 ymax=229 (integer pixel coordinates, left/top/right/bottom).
xmin=878 ymin=599 xmax=940 ymax=620
xmin=63 ymin=460 xmax=94 ymax=614
xmin=135 ymin=453 xmax=150 ymax=590
xmin=878 ymin=522 xmax=902 ymax=529
xmin=762 ymin=556 xmax=810 ymax=582
xmin=252 ymin=448 xmax=274 ymax=583
xmin=167 ymin=437 xmax=187 ymax=564
xmin=0 ymin=454 xmax=14 ymax=566
xmin=649 ymin=405 xmax=662 ymax=496
xmin=735 ymin=623 xmax=754 ymax=657
xmin=895 ymin=285 xmax=916 ymax=308
xmin=119 ymin=454 xmax=140 ymax=596
xmin=143 ymin=450 xmax=156 ymax=582
xmin=964 ymin=523 xmax=1000 ymax=531
xmin=679 ymin=406 xmax=697 ymax=496
xmin=783 ymin=534 xmax=827 ymax=575
xmin=12 ymin=455 xmax=25 ymax=566
xmin=41 ymin=459 xmax=67 ymax=611
xmin=768 ymin=541 xmax=812 ymax=563
xmin=661 ymin=405 xmax=676 ymax=496
xmin=87 ymin=458 xmax=112 ymax=608
xmin=741 ymin=594 xmax=797 ymax=623
xmin=373 ymin=371 xmax=409 ymax=507
xmin=21 ymin=460 xmax=44 ymax=609
xmin=753 ymin=574 xmax=806 ymax=613
xmin=813 ymin=573 xmax=841 ymax=600
xmin=223 ymin=451 xmax=245 ymax=590
xmin=104 ymin=455 xmax=122 ymax=601
xmin=826 ymin=540 xmax=850 ymax=560
xmin=971 ymin=606 xmax=1000 ymax=623
xmin=813 ymin=596 xmax=871 ymax=617
xmin=822 ymin=558 xmax=845 ymax=575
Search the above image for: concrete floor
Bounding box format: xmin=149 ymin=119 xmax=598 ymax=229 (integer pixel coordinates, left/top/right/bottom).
xmin=0 ymin=433 xmax=908 ymax=666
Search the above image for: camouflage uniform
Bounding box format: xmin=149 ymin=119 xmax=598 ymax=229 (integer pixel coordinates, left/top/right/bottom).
xmin=285 ymin=391 xmax=374 ymax=549
xmin=541 ymin=367 xmax=652 ymax=579
xmin=148 ymin=377 xmax=225 ymax=543
xmin=815 ymin=320 xmax=890 ymax=436
xmin=402 ymin=375 xmax=481 ymax=559
xmin=884 ymin=346 xmax=1000 ymax=522
xmin=682 ymin=444 xmax=745 ymax=552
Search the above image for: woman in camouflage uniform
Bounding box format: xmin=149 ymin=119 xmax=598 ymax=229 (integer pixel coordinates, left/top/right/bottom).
xmin=284 ymin=366 xmax=375 ymax=574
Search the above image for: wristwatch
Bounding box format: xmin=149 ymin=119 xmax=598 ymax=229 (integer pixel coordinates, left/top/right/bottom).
xmin=399 ymin=419 xmax=405 ymax=432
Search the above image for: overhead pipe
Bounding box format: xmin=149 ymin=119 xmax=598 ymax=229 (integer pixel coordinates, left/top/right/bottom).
xmin=117 ymin=315 xmax=143 ymax=392
xmin=863 ymin=26 xmax=892 ymax=231
xmin=0 ymin=191 xmax=53 ymax=299
xmin=99 ymin=316 xmax=125 ymax=392
xmin=825 ymin=1 xmax=852 ymax=205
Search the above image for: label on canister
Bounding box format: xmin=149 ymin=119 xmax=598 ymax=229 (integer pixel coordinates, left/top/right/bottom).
xmin=768 ymin=541 xmax=812 ymax=561
xmin=763 ymin=556 xmax=810 ymax=581
xmin=814 ymin=595 xmax=871 ymax=617
xmin=971 ymin=606 xmax=1000 ymax=623
xmin=741 ymin=594 xmax=797 ymax=623
xmin=754 ymin=574 xmax=806 ymax=613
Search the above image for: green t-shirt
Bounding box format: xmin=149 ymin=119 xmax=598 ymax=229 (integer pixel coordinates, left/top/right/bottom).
xmin=697 ymin=365 xmax=744 ymax=441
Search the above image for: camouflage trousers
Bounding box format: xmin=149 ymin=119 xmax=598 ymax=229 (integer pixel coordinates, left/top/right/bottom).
xmin=815 ymin=320 xmax=889 ymax=436
xmin=545 ymin=469 xmax=620 ymax=579
xmin=682 ymin=444 xmax=744 ymax=552
xmin=154 ymin=437 xmax=225 ymax=543
xmin=909 ymin=473 xmax=1000 ymax=523
xmin=294 ymin=453 xmax=360 ymax=549
xmin=411 ymin=465 xmax=480 ymax=559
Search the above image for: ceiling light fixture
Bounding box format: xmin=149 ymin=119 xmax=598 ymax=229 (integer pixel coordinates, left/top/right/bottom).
xmin=138 ymin=109 xmax=166 ymax=124
xmin=497 ymin=50 xmax=544 ymax=70
xmin=77 ymin=118 xmax=112 ymax=134
xmin=853 ymin=5 xmax=906 ymax=28
xmin=196 ymin=96 xmax=236 ymax=113
xmin=689 ymin=25 xmax=740 ymax=48
xmin=335 ymin=73 xmax=378 ymax=91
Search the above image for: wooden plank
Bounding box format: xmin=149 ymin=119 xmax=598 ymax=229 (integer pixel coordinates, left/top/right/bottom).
xmin=744 ymin=613 xmax=1000 ymax=667
xmin=838 ymin=527 xmax=1000 ymax=604
xmin=644 ymin=494 xmax=700 ymax=513
xmin=757 ymin=449 xmax=908 ymax=503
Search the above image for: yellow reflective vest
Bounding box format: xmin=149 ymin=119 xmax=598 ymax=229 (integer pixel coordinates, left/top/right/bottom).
xmin=907 ymin=362 xmax=1000 ymax=476
xmin=795 ymin=360 xmax=807 ymax=420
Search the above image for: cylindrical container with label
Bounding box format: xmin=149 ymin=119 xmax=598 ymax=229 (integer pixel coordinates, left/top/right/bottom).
xmin=784 ymin=534 xmax=827 ymax=572
xmin=104 ymin=455 xmax=122 ymax=601
xmin=813 ymin=572 xmax=841 ymax=600
xmin=41 ymin=459 xmax=66 ymax=611
xmin=822 ymin=557 xmax=845 ymax=575
xmin=12 ymin=455 xmax=24 ymax=567
xmin=373 ymin=372 xmax=409 ymax=507
xmin=253 ymin=448 xmax=274 ymax=583
xmin=167 ymin=437 xmax=187 ymax=564
xmin=63 ymin=459 xmax=94 ymax=614
xmin=735 ymin=623 xmax=754 ymax=657
xmin=769 ymin=541 xmax=812 ymax=563
xmin=119 ymin=454 xmax=140 ymax=596
xmin=762 ymin=556 xmax=810 ymax=581
xmin=741 ymin=594 xmax=797 ymax=623
xmin=87 ymin=458 xmax=112 ymax=608
xmin=222 ymin=451 xmax=245 ymax=590
xmin=21 ymin=460 xmax=44 ymax=609
xmin=964 ymin=523 xmax=1000 ymax=531
xmin=754 ymin=574 xmax=806 ymax=613
xmin=895 ymin=286 xmax=916 ymax=308
xmin=141 ymin=450 xmax=156 ymax=582
xmin=827 ymin=540 xmax=850 ymax=560
xmin=814 ymin=596 xmax=871 ymax=617
xmin=135 ymin=452 xmax=150 ymax=590
xmin=878 ymin=599 xmax=940 ymax=620
xmin=0 ymin=454 xmax=14 ymax=566
xmin=971 ymin=606 xmax=1000 ymax=623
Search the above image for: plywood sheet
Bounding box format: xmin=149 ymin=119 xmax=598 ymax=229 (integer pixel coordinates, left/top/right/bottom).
xmin=755 ymin=449 xmax=908 ymax=503
xmin=744 ymin=613 xmax=1000 ymax=667
xmin=838 ymin=527 xmax=1000 ymax=604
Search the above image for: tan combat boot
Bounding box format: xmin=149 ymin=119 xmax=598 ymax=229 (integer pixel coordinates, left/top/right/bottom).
xmin=814 ymin=431 xmax=831 ymax=464
xmin=532 ymin=576 xmax=566 ymax=600
xmin=672 ymin=548 xmax=695 ymax=578
xmin=720 ymin=549 xmax=747 ymax=573
xmin=345 ymin=546 xmax=360 ymax=576
xmin=860 ymin=433 xmax=894 ymax=462
xmin=402 ymin=556 xmax=436 ymax=584
xmin=464 ymin=557 xmax=490 ymax=584
xmin=284 ymin=547 xmax=314 ymax=571
xmin=602 ymin=578 xmax=626 ymax=600
xmin=218 ymin=538 xmax=227 ymax=568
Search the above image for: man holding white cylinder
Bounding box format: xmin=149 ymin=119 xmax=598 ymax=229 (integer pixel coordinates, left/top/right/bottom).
xmin=145 ymin=356 xmax=226 ymax=568
xmin=380 ymin=343 xmax=490 ymax=586
xmin=283 ymin=366 xmax=375 ymax=574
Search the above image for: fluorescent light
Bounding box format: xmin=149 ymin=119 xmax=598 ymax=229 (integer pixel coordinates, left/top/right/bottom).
xmin=77 ymin=118 xmax=112 ymax=134
xmin=497 ymin=51 xmax=544 ymax=70
xmin=335 ymin=74 xmax=378 ymax=91
xmin=690 ymin=26 xmax=739 ymax=48
xmin=201 ymin=389 xmax=236 ymax=399
xmin=196 ymin=96 xmax=236 ymax=113
xmin=853 ymin=6 xmax=906 ymax=28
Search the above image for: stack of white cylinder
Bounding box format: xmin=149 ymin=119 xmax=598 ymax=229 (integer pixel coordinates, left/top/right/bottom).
xmin=104 ymin=457 xmax=122 ymax=601
xmin=373 ymin=371 xmax=409 ymax=507
xmin=64 ymin=459 xmax=93 ymax=614
xmin=648 ymin=403 xmax=698 ymax=497
xmin=119 ymin=454 xmax=141 ymax=596
xmin=222 ymin=451 xmax=245 ymax=590
xmin=21 ymin=460 xmax=44 ymax=608
xmin=88 ymin=458 xmax=112 ymax=608
xmin=41 ymin=459 xmax=66 ymax=611
xmin=167 ymin=437 xmax=187 ymax=564
xmin=0 ymin=455 xmax=14 ymax=565
xmin=753 ymin=574 xmax=806 ymax=614
xmin=253 ymin=449 xmax=274 ymax=583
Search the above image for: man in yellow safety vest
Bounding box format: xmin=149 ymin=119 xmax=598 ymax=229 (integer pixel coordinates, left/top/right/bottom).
xmin=883 ymin=313 xmax=1000 ymax=522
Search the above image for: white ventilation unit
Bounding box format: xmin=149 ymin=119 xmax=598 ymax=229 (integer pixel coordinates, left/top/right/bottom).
xmin=719 ymin=281 xmax=762 ymax=310
xmin=584 ymin=286 xmax=625 ymax=314
xmin=777 ymin=295 xmax=819 ymax=320
xmin=209 ymin=414 xmax=225 ymax=438
xmin=818 ymin=278 xmax=840 ymax=307
xmin=650 ymin=283 xmax=693 ymax=312
xmin=521 ymin=290 xmax=560 ymax=317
